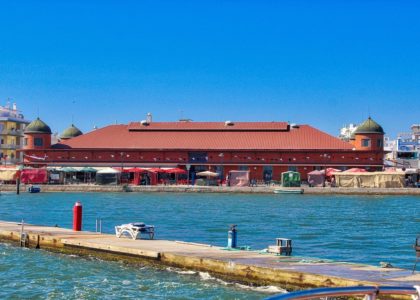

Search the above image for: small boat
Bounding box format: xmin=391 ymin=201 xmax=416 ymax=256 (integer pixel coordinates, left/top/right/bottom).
xmin=28 ymin=185 xmax=41 ymax=193
xmin=274 ymin=188 xmax=304 ymax=194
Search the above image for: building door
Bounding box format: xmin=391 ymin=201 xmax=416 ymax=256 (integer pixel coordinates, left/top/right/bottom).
xmin=263 ymin=166 xmax=273 ymax=184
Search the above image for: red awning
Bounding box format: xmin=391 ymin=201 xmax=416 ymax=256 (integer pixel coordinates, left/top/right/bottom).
xmin=125 ymin=167 xmax=146 ymax=173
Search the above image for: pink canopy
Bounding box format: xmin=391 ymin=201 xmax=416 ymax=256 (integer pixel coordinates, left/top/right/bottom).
xmin=308 ymin=170 xmax=324 ymax=175
xmin=307 ymin=170 xmax=325 ymax=187
xmin=326 ymin=168 xmax=342 ymax=177
xmin=344 ymin=168 xmax=367 ymax=173
xmin=20 ymin=169 xmax=48 ymax=184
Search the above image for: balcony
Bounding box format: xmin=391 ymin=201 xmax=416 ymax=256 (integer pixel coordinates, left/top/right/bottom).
xmin=1 ymin=158 xmax=21 ymax=165
xmin=0 ymin=129 xmax=24 ymax=136
xmin=0 ymin=144 xmax=22 ymax=150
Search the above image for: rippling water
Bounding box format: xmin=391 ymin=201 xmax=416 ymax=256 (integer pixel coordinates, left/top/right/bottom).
xmin=0 ymin=243 xmax=270 ymax=299
xmin=0 ymin=192 xmax=419 ymax=298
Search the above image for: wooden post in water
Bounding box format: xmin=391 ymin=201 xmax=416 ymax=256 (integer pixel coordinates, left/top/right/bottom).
xmin=16 ymin=178 xmax=20 ymax=195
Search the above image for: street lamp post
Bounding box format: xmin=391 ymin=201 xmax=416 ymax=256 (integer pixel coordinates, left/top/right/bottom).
xmin=219 ymin=153 xmax=224 ymax=184
xmin=120 ymin=152 xmax=124 ymax=184
xmin=321 ymin=153 xmax=330 ymax=187
xmin=186 ymin=164 xmax=191 ymax=186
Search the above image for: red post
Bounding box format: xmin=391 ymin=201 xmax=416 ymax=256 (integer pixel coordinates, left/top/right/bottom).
xmin=73 ymin=201 xmax=83 ymax=231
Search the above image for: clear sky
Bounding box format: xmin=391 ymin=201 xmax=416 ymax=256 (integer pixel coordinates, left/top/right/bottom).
xmin=0 ymin=0 xmax=419 ymax=138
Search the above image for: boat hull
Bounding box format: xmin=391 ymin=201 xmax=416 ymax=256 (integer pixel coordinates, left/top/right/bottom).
xmin=274 ymin=188 xmax=304 ymax=194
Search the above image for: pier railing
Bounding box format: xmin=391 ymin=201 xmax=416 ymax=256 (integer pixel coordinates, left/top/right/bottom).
xmin=266 ymin=286 xmax=420 ymax=300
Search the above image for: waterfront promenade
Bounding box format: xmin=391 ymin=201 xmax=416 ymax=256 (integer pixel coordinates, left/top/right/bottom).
xmin=2 ymin=184 xmax=420 ymax=195
xmin=0 ymin=220 xmax=419 ymax=294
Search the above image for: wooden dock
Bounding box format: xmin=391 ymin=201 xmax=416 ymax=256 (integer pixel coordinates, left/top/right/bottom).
xmin=0 ymin=221 xmax=419 ymax=292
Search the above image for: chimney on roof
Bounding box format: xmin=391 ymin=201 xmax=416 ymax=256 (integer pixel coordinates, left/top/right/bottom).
xmin=146 ymin=112 xmax=152 ymax=123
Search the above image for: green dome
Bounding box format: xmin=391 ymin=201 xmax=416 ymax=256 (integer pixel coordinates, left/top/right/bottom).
xmin=60 ymin=124 xmax=83 ymax=139
xmin=354 ymin=117 xmax=384 ymax=135
xmin=24 ymin=118 xmax=52 ymax=134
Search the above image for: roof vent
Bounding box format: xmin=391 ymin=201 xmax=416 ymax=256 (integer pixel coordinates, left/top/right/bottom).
xmin=290 ymin=123 xmax=300 ymax=129
xmin=140 ymin=120 xmax=150 ymax=126
xmin=225 ymin=120 xmax=234 ymax=126
xmin=146 ymin=112 xmax=152 ymax=123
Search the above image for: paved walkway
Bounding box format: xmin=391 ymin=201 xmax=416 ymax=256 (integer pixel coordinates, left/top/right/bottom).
xmin=2 ymin=184 xmax=420 ymax=195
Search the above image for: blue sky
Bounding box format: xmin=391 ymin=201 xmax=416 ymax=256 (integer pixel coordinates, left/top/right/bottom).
xmin=0 ymin=0 xmax=419 ymax=138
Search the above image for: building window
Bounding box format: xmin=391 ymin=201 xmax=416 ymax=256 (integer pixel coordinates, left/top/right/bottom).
xmin=34 ymin=138 xmax=43 ymax=147
xmin=288 ymin=166 xmax=297 ymax=172
xmin=188 ymin=152 xmax=208 ymax=163
xmin=24 ymin=138 xmax=28 ymax=146
xmin=362 ymin=139 xmax=370 ymax=147
xmin=377 ymin=139 xmax=383 ymax=148
xmin=238 ymin=165 xmax=249 ymax=171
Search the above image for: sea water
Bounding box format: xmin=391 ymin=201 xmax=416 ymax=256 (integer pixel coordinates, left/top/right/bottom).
xmin=0 ymin=192 xmax=419 ymax=298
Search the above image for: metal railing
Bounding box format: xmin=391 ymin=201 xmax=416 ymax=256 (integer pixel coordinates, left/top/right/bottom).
xmin=0 ymin=129 xmax=24 ymax=136
xmin=266 ymin=286 xmax=420 ymax=300
xmin=2 ymin=158 xmax=20 ymax=164
xmin=0 ymin=144 xmax=22 ymax=149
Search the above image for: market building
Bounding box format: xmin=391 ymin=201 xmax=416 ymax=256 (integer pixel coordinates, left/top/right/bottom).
xmin=0 ymin=103 xmax=30 ymax=165
xmin=20 ymin=116 xmax=385 ymax=182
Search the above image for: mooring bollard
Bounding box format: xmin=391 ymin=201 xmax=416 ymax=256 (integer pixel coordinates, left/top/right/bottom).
xmin=72 ymin=201 xmax=83 ymax=231
xmin=227 ymin=224 xmax=237 ymax=248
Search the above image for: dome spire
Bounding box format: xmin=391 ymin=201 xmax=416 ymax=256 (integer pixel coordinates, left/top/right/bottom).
xmin=60 ymin=124 xmax=83 ymax=140
xmin=24 ymin=118 xmax=52 ymax=134
xmin=354 ymin=117 xmax=384 ymax=135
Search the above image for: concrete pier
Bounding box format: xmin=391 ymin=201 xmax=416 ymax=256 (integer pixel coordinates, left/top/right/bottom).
xmin=0 ymin=221 xmax=419 ymax=293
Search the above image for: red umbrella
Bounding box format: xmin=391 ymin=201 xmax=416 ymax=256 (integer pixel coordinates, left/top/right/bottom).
xmin=147 ymin=168 xmax=162 ymax=173
xmin=165 ymin=168 xmax=187 ymax=174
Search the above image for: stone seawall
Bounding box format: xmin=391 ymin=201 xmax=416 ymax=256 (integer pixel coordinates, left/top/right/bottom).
xmin=1 ymin=184 xmax=420 ymax=195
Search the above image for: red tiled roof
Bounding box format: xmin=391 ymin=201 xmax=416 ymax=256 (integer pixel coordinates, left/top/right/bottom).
xmin=58 ymin=122 xmax=353 ymax=151
xmin=127 ymin=122 xmax=289 ymax=131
